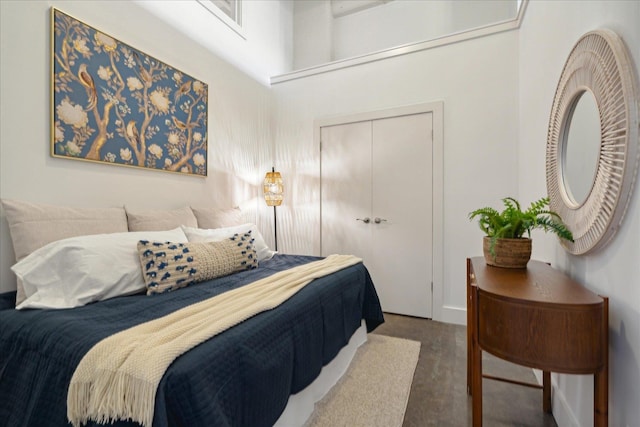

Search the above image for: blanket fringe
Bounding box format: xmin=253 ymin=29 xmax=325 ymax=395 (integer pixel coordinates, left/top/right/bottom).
xmin=68 ymin=372 xmax=157 ymax=427
xmin=67 ymin=380 xmax=91 ymax=427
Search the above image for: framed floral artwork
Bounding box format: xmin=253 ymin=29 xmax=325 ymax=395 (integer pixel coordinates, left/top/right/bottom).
xmin=51 ymin=8 xmax=208 ymax=176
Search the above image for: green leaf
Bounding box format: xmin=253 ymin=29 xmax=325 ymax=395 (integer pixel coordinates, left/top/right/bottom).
xmin=469 ymin=196 xmax=573 ymax=243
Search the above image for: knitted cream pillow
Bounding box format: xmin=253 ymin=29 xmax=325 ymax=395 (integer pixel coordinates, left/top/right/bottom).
xmin=137 ymin=232 xmax=257 ymax=295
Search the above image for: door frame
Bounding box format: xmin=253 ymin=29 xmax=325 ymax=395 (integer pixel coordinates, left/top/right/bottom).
xmin=314 ymin=101 xmax=444 ymax=321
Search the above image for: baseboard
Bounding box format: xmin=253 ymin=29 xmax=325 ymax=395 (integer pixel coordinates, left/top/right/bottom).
xmin=532 ymin=370 xmax=581 ymax=427
xmin=439 ymin=305 xmax=466 ymax=325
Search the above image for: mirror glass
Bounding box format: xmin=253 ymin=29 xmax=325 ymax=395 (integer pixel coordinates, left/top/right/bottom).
xmin=562 ymin=90 xmax=601 ymax=206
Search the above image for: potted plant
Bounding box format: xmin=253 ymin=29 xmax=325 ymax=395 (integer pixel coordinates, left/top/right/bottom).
xmin=468 ymin=197 xmax=574 ymax=268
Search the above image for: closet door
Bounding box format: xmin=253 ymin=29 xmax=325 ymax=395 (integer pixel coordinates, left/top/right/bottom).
xmin=370 ymin=113 xmax=432 ymax=318
xmin=320 ymin=121 xmax=373 ymax=262
xmin=320 ymin=112 xmax=433 ymax=318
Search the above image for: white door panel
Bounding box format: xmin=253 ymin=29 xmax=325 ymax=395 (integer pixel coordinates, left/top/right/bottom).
xmin=370 ymin=113 xmax=433 ymax=317
xmin=321 ymin=112 xmax=434 ymax=318
xmin=320 ymin=121 xmax=372 ymax=261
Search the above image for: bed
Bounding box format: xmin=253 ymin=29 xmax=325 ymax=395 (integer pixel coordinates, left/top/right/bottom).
xmin=0 ymin=200 xmax=384 ymax=427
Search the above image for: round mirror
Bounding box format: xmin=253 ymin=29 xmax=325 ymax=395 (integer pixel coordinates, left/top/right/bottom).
xmin=546 ymin=29 xmax=639 ymax=255
xmin=561 ymin=90 xmax=601 ymax=206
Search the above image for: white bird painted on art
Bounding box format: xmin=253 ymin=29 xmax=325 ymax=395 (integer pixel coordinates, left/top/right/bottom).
xmin=132 ymin=52 xmax=153 ymax=88
xmin=77 ymin=64 xmax=97 ymax=110
xmin=172 ymin=116 xmax=188 ymax=131
xmin=139 ymin=66 xmax=153 ymax=88
xmin=126 ymin=120 xmax=140 ymax=147
xmin=174 ymin=81 xmax=191 ymax=102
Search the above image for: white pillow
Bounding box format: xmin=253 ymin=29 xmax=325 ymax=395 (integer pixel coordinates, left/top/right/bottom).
xmin=12 ymin=228 xmax=188 ymax=310
xmin=181 ymin=223 xmax=275 ymax=262
xmin=1 ymin=199 xmax=128 ymax=305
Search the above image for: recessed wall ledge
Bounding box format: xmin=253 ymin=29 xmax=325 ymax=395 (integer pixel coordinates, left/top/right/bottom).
xmin=270 ymin=0 xmax=528 ymax=85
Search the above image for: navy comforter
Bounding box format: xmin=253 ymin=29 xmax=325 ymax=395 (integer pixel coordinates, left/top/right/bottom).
xmin=0 ymin=254 xmax=383 ymax=427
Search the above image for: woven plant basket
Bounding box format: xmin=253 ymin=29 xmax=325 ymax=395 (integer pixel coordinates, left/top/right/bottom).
xmin=483 ymin=236 xmax=532 ymax=269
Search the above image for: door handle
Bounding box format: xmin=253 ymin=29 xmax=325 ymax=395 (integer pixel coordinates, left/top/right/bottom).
xmin=356 ymin=217 xmax=371 ymax=224
xmin=374 ymin=217 xmax=387 ymax=224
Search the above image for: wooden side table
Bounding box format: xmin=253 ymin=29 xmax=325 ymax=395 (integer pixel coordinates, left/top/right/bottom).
xmin=466 ymin=257 xmax=608 ymax=426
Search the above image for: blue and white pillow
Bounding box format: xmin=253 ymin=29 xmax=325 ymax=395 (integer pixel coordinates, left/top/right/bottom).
xmin=137 ymin=232 xmax=257 ymax=295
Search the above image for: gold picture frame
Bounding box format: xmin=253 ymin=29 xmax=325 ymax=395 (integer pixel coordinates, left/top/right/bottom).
xmin=51 ymin=8 xmax=209 ymax=176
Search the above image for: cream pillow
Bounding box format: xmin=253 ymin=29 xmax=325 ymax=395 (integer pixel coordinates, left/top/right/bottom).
xmin=182 ymin=223 xmax=276 ymax=262
xmin=2 ymin=199 xmax=128 ymax=261
xmin=125 ymin=206 xmax=198 ymax=231
xmin=2 ymin=199 xmax=128 ymax=305
xmin=13 ymin=228 xmax=188 ymax=310
xmin=190 ymin=206 xmax=243 ymax=229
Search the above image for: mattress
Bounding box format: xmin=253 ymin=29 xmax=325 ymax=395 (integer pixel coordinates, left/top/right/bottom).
xmin=0 ymin=254 xmax=384 ymax=427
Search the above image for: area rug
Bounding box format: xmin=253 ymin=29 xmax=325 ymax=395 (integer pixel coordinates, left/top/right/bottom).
xmin=304 ymin=334 xmax=421 ymax=427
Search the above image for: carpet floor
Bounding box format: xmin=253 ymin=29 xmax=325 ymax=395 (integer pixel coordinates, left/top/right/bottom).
xmin=373 ymin=313 xmax=558 ymax=426
xmin=305 ymin=334 xmax=421 ymax=427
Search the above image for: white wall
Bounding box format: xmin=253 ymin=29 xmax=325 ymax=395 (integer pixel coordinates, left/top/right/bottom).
xmin=293 ymin=0 xmax=517 ymax=70
xmin=518 ymin=1 xmax=640 ymax=426
xmin=333 ymin=0 xmax=516 ymax=60
xmin=332 ymin=0 xmax=451 ymax=60
xmin=449 ymin=0 xmax=517 ymax=34
xmin=272 ymin=30 xmax=519 ymax=323
xmin=293 ymin=0 xmax=333 ymax=70
xmin=0 ymin=0 xmax=275 ymax=293
xmin=136 ymin=0 xmax=294 ymax=85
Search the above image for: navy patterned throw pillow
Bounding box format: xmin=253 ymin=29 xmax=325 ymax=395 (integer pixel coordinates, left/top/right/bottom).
xmin=137 ymin=232 xmax=258 ymax=295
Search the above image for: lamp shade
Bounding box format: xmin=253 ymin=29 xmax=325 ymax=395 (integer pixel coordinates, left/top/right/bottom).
xmin=263 ymin=170 xmax=283 ymax=206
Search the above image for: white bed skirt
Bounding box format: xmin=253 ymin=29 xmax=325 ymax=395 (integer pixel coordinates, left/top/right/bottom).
xmin=273 ymin=321 xmax=368 ymax=427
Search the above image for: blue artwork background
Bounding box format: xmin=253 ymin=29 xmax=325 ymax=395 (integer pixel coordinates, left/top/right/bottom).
xmin=52 ymin=8 xmax=208 ymax=176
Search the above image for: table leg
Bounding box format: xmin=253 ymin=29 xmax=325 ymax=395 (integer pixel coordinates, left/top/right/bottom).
xmin=543 ymin=371 xmax=551 ymax=412
xmin=594 ymin=296 xmax=608 ymax=427
xmin=594 ymin=368 xmax=608 ymax=427
xmin=472 ymin=348 xmax=482 ymax=426
xmin=471 ymin=285 xmax=482 ymax=427
xmin=467 ymin=258 xmax=472 ymax=395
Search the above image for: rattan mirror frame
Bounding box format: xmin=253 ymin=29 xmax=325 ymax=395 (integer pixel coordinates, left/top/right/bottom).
xmin=546 ymin=29 xmax=639 ymax=255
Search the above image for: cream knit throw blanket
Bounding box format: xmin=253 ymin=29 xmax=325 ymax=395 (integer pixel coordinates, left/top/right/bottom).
xmin=67 ymin=254 xmax=362 ymax=427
